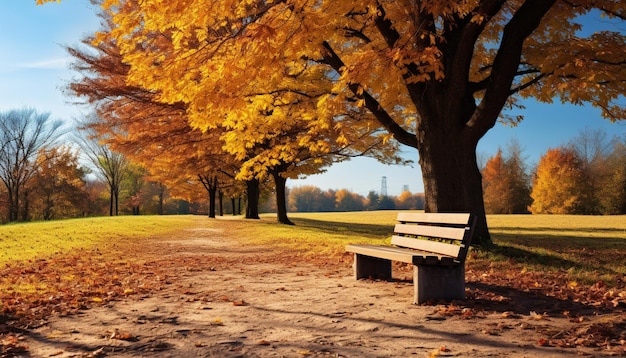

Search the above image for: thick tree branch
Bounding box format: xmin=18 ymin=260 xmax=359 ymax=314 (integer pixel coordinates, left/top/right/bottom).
xmin=321 ymin=41 xmax=417 ymax=148
xmin=469 ymin=0 xmax=557 ymax=141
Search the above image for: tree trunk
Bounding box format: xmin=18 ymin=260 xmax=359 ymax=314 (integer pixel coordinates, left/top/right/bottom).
xmin=218 ymin=190 xmax=224 ymax=216
xmin=417 ymin=128 xmax=491 ymax=247
xmin=7 ymin=187 xmax=18 ymax=222
xmin=114 ymin=188 xmax=119 ymax=216
xmin=245 ymin=178 xmax=260 ymax=219
xmin=109 ymin=187 xmax=114 ymax=216
xmin=231 ymin=197 xmax=236 ymax=215
xmin=20 ymin=190 xmax=30 ymax=222
xmin=208 ymin=180 xmax=217 ymax=218
xmin=158 ymin=192 xmax=163 ymax=215
xmin=271 ymin=171 xmax=293 ymax=225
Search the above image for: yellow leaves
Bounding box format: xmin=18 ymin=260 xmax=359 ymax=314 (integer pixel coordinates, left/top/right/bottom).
xmin=35 ymin=0 xmax=60 ymax=4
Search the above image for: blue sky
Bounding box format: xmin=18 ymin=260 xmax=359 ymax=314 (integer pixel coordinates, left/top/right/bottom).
xmin=1 ymin=2 xmax=625 ymax=196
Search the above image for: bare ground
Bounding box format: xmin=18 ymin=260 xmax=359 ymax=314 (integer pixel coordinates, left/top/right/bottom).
xmin=16 ymin=226 xmax=625 ymax=357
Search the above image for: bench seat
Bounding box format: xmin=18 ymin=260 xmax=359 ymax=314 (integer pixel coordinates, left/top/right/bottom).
xmin=345 ymin=212 xmax=476 ymax=304
xmin=344 ymin=244 xmax=459 ymax=266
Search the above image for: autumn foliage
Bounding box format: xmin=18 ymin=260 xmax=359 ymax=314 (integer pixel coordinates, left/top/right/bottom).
xmin=482 ymin=147 xmax=532 ymax=214
xmin=81 ymin=0 xmax=624 ymax=245
xmin=530 ymin=148 xmax=590 ymax=214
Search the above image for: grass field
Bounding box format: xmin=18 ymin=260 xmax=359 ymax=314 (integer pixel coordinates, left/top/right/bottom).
xmin=0 ymin=215 xmax=201 ymax=265
xmin=1 ymin=212 xmax=625 ymax=286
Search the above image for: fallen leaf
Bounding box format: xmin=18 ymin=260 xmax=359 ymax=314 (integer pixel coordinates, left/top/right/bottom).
xmin=501 ymin=311 xmax=519 ymax=319
xmin=110 ymin=329 xmax=138 ymax=341
xmin=537 ymin=338 xmax=550 ymax=347
xmin=529 ymin=311 xmax=547 ymax=320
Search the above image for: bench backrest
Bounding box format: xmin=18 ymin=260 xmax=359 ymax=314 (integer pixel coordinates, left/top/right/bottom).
xmin=391 ymin=213 xmax=476 ymax=263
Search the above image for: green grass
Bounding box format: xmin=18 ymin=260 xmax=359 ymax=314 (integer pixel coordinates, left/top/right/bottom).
xmin=0 ymin=215 xmax=204 ymax=265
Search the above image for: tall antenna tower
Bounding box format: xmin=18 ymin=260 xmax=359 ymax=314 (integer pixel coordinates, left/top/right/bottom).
xmin=381 ymin=176 xmax=388 ymax=197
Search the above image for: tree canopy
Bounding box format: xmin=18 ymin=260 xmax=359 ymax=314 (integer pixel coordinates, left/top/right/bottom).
xmin=90 ymin=0 xmax=625 ymax=245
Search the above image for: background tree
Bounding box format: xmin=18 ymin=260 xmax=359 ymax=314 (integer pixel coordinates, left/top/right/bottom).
xmin=101 ymin=0 xmax=625 ymax=246
xmin=0 ymin=108 xmax=63 ymax=222
xmin=29 ymin=146 xmax=90 ymax=220
xmin=335 ymin=189 xmax=365 ymax=212
xmin=602 ymin=137 xmax=626 ymax=214
xmin=482 ymin=141 xmax=531 ymax=214
xmin=121 ymin=163 xmax=146 ymax=215
xmin=377 ymin=196 xmax=396 ymax=210
xmin=567 ymin=128 xmax=617 ymax=214
xmin=366 ymin=191 xmax=380 ymax=211
xmin=77 ymin=119 xmax=129 ymax=216
xmin=394 ymin=191 xmax=425 ymax=210
xmin=529 ymin=147 xmax=589 ymax=214
xmin=482 ymin=150 xmax=510 ymax=214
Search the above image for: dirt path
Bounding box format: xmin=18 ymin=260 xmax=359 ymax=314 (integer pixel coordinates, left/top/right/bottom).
xmin=21 ymin=226 xmax=619 ymax=357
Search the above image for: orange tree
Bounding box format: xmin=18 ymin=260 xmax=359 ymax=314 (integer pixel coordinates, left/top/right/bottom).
xmin=100 ymin=0 xmax=625 ymax=245
xmin=67 ymin=35 xmax=241 ymax=217
xmin=72 ymin=3 xmax=408 ymax=225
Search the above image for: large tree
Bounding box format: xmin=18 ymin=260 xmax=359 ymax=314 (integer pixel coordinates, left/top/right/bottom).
xmin=101 ymin=0 xmax=625 ymax=245
xmin=70 ymin=7 xmax=408 ymax=226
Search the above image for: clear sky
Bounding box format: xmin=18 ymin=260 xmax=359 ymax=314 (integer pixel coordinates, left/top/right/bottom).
xmin=1 ymin=2 xmax=625 ymax=196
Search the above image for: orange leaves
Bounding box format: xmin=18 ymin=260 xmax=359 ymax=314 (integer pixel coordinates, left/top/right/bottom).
xmin=109 ymin=328 xmax=138 ymax=341
xmin=0 ymin=250 xmax=166 ymax=329
xmin=0 ymin=334 xmax=28 ymax=356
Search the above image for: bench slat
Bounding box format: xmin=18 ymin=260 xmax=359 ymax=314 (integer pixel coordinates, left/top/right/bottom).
xmin=345 ymin=244 xmax=458 ymax=266
xmin=345 ymin=244 xmax=415 ymax=264
xmin=393 ymin=223 xmax=466 ymax=241
xmin=391 ymin=235 xmax=461 ymax=258
xmin=396 ymin=212 xmax=471 ymax=225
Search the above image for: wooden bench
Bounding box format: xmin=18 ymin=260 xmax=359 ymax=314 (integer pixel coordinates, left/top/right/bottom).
xmin=345 ymin=212 xmax=476 ymax=304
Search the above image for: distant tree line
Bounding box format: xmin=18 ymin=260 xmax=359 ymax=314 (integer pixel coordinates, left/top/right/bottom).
xmin=260 ymin=186 xmax=425 ymax=213
xmin=482 ymin=130 xmax=626 ymax=215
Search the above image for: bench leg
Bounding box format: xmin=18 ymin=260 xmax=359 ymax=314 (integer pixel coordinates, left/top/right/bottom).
xmin=413 ymin=265 xmax=465 ymax=304
xmin=353 ymin=254 xmax=392 ymax=280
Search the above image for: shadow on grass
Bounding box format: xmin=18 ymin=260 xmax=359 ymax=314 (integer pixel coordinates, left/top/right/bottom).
xmin=488 ymin=232 xmax=626 ymax=277
xmin=494 ymin=226 xmax=626 ymax=234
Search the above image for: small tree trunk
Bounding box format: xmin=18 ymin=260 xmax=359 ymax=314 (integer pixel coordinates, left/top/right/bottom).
xmin=271 ymin=171 xmax=293 ymax=225
xmin=109 ymin=187 xmax=114 ymax=216
xmin=245 ymin=179 xmax=260 ymax=219
xmin=218 ymin=190 xmax=224 ymax=216
xmin=20 ymin=190 xmax=30 ymax=222
xmin=208 ymin=181 xmax=217 ymax=218
xmin=157 ymin=190 xmax=163 ymax=215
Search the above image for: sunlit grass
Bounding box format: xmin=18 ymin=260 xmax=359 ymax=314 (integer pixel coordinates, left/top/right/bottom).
xmin=0 ymin=215 xmax=204 ymax=265
xmin=1 ymin=212 xmax=624 ymax=287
